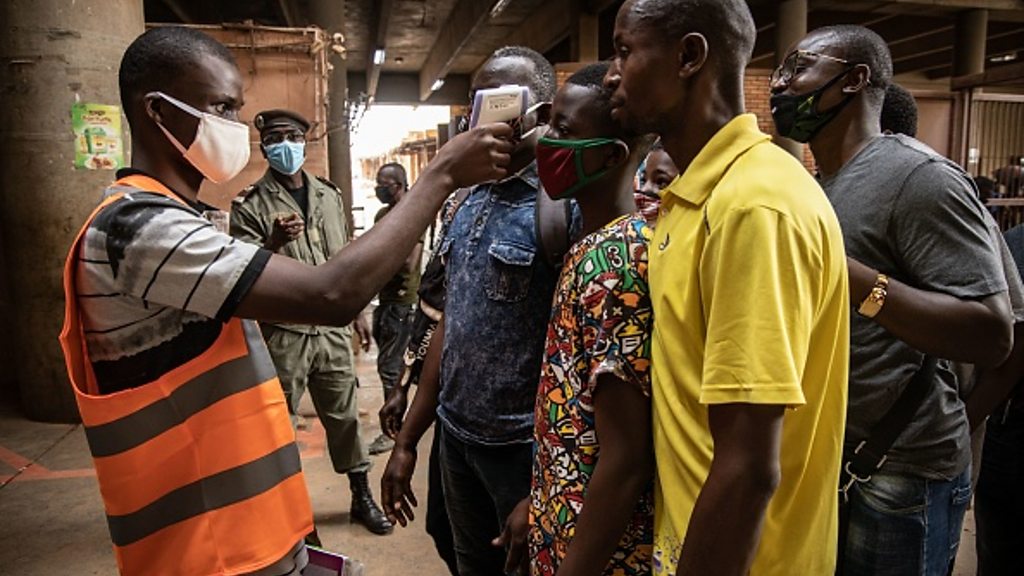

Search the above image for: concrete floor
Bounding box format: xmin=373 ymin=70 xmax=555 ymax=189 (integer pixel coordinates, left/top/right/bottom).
xmin=0 ymin=346 xmax=979 ymax=575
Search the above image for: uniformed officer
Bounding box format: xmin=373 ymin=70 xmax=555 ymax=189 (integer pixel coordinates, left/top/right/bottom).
xmin=230 ymin=109 xmax=392 ymax=535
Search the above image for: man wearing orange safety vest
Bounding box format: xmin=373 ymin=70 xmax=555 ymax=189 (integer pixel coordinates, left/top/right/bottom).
xmin=60 ymin=26 xmax=513 ymax=575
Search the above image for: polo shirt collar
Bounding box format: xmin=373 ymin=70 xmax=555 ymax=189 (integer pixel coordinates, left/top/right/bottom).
xmin=665 ymin=113 xmax=770 ymax=207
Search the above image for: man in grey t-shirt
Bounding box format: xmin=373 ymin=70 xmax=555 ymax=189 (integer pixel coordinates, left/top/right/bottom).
xmin=770 ymin=25 xmax=1013 ymax=576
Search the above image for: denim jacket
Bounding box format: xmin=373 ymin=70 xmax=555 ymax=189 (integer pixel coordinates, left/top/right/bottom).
xmin=436 ymin=162 xmax=560 ymax=445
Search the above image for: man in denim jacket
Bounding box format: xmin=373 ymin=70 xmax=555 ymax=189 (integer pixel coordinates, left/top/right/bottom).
xmin=380 ymin=46 xmax=560 ymax=576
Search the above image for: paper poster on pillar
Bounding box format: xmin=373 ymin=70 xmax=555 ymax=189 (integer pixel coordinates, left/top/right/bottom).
xmin=71 ymin=103 xmax=125 ymax=170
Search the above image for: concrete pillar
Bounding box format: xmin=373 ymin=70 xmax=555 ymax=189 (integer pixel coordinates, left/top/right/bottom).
xmin=773 ymin=0 xmax=807 ymax=159
xmin=954 ymin=9 xmax=988 ymax=77
xmin=0 ymin=0 xmax=144 ymax=421
xmin=571 ymin=0 xmax=600 ymax=63
xmin=309 ymin=0 xmax=354 ymax=235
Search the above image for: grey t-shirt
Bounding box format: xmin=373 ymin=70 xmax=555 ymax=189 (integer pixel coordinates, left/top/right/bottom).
xmin=823 ymin=134 xmax=1007 ymax=480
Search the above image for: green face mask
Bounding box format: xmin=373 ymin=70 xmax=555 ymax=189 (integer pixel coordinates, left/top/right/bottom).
xmin=536 ymin=136 xmax=623 ymax=200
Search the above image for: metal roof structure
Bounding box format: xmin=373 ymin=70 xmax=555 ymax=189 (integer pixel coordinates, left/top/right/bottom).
xmin=143 ymin=0 xmax=1024 ymax=104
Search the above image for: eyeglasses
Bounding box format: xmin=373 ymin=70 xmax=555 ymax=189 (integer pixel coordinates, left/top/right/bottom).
xmin=771 ymin=49 xmax=851 ymax=86
xmin=261 ymin=131 xmax=306 ymax=145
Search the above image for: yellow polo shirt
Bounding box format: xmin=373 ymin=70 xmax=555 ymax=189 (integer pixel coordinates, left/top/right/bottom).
xmin=649 ymin=114 xmax=849 ymax=575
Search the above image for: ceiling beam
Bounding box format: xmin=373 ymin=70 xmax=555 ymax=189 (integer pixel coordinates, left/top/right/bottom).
xmin=889 ymin=27 xmax=955 ymax=61
xmin=811 ymin=0 xmax=1024 ymax=8
xmin=160 ymin=0 xmax=197 ymax=23
xmin=750 ymin=9 xmax=899 ymax=66
xmin=876 ymin=0 xmax=1024 ymax=9
xmin=418 ymin=0 xmax=496 ymax=101
xmin=502 ymin=0 xmax=575 ymax=58
xmin=350 ymin=72 xmax=473 ymax=106
xmin=896 ymin=27 xmax=1024 ymax=75
xmin=951 ymin=60 xmax=1024 ymax=88
xmin=276 ymin=0 xmax=303 ymax=27
xmin=366 ymin=0 xmax=394 ymax=103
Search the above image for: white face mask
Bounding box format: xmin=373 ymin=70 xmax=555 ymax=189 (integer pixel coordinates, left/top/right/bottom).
xmin=153 ymin=91 xmax=251 ymax=183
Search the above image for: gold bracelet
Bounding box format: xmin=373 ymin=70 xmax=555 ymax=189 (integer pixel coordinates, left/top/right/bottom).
xmin=857 ymin=273 xmax=889 ymax=318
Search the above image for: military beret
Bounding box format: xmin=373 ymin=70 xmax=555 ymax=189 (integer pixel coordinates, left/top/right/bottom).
xmin=254 ymin=109 xmax=310 ymax=134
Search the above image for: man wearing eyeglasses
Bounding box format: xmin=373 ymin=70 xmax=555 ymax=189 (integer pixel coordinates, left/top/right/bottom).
xmin=230 ymin=108 xmax=392 ymax=536
xmin=770 ymin=26 xmax=1014 ymax=576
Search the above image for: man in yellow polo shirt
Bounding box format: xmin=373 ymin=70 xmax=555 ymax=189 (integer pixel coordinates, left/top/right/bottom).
xmin=604 ymin=1 xmax=849 ymax=574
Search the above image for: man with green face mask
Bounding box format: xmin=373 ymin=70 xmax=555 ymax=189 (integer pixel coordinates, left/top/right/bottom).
xmin=230 ymin=109 xmax=390 ymax=536
xmin=771 ymin=25 xmax=1014 ymax=576
xmin=521 ymin=61 xmax=656 ymax=576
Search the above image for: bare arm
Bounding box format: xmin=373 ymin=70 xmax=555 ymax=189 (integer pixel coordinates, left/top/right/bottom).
xmin=404 ymin=241 xmax=424 ymax=275
xmin=848 ymin=257 xmax=1012 ymax=367
xmin=235 ymin=124 xmax=512 ymax=326
xmin=381 ymin=319 xmax=444 ymax=527
xmin=556 ymin=375 xmax=653 ymax=576
xmin=966 ymin=320 xmax=1024 ymax=431
xmin=675 ymin=404 xmax=784 ymax=576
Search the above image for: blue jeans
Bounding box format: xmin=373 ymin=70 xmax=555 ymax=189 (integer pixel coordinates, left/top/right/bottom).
xmin=438 ymin=423 xmax=532 ymax=576
xmin=975 ymin=401 xmax=1024 ymax=576
xmin=840 ymin=467 xmax=972 ymax=576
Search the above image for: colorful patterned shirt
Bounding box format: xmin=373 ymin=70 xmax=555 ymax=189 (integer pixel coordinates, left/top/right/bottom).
xmin=528 ymin=214 xmax=655 ymax=576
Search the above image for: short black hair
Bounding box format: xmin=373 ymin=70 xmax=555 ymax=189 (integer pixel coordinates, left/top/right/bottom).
xmin=880 ymin=83 xmax=918 ymax=137
xmin=378 ymin=162 xmax=408 ymax=188
xmin=565 ymin=62 xmax=614 ymax=119
xmin=630 ymin=0 xmax=757 ymax=71
xmin=811 ymin=25 xmax=892 ymax=100
xmin=566 ymin=62 xmax=611 ymax=91
xmin=119 ymin=27 xmax=236 ymax=120
xmin=491 ymin=46 xmax=556 ymax=103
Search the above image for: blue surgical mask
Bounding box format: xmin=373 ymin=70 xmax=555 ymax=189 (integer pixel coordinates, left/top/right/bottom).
xmin=265 ymin=141 xmax=305 ymax=175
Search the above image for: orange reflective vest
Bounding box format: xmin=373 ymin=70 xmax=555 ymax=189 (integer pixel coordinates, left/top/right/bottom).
xmin=59 ymin=174 xmax=314 ymax=575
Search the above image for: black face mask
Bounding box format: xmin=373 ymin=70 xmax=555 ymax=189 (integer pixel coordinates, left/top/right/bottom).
xmin=770 ymin=68 xmax=855 ymax=143
xmin=375 ymin=184 xmax=397 ymax=205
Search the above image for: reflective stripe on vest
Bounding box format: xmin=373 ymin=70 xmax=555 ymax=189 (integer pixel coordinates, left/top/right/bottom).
xmin=59 ymin=174 xmax=313 ymax=575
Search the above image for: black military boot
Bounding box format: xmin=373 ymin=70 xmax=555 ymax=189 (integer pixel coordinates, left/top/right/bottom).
xmin=348 ymin=471 xmax=393 ymax=535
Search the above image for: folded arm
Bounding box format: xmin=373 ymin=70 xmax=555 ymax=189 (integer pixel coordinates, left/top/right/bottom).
xmin=848 ymin=257 xmax=1012 ymax=367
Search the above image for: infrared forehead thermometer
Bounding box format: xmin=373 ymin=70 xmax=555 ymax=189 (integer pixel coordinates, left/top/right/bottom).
xmin=469 ymin=85 xmax=529 ymax=128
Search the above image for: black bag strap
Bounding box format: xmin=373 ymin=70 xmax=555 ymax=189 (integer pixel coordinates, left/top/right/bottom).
xmin=840 ymin=355 xmax=938 ymax=500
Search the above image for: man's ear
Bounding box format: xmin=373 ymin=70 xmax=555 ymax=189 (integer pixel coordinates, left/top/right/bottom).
xmin=843 ymin=64 xmax=872 ymax=93
xmin=143 ymin=92 xmax=164 ymax=124
xmin=534 ymin=101 xmax=552 ymax=126
xmin=605 ymin=140 xmax=630 ymax=169
xmin=678 ymin=32 xmax=708 ymax=80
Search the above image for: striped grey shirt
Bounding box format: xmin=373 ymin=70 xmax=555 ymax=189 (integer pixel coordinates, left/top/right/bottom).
xmin=76 ymin=186 xmax=270 ymax=394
